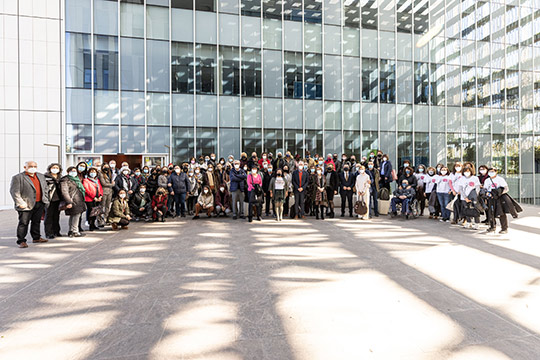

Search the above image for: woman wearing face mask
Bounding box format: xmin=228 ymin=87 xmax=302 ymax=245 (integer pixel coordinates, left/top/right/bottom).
xmin=215 ymin=184 xmax=232 ymax=217
xmin=130 ymin=184 xmax=153 ymax=222
xmin=60 ymin=166 xmax=87 ymax=237
xmin=152 ymin=187 xmax=168 ymax=222
xmin=145 ymin=168 xmax=159 ymax=197
xmin=311 ymin=167 xmax=328 ymax=220
xmin=98 ymin=164 xmax=115 ymax=226
xmin=461 ymin=166 xmax=482 ymax=230
xmin=305 ymin=166 xmax=317 ymax=216
xmin=449 ymin=162 xmax=464 ymax=224
xmin=44 ymin=163 xmax=63 ymax=239
xmin=132 ymin=168 xmax=145 ymax=187
xmin=269 ymin=169 xmax=289 ymax=221
xmin=477 ymin=165 xmax=489 ymax=186
xmin=414 ymin=165 xmax=427 ymax=216
xmin=398 ymin=166 xmax=418 ymax=189
xmin=247 ymin=166 xmax=263 ymax=222
xmin=114 ymin=167 xmax=138 ymax=200
xmin=355 ymin=165 xmax=371 ymax=220
xmin=193 ymin=185 xmax=214 ymax=219
xmin=483 ymin=168 xmax=522 ymax=234
xmin=76 ymin=161 xmax=88 ymax=181
xmin=282 ymin=166 xmax=292 ymax=217
xmin=83 ymin=167 xmax=103 ymax=231
xmin=109 ymin=189 xmax=131 ymax=230
xmin=424 ymin=166 xmax=439 ymax=219
xmin=435 ymin=166 xmax=452 ymax=222
xmin=186 ymin=169 xmax=199 ymax=216
xmin=203 ymin=165 xmax=219 ymax=194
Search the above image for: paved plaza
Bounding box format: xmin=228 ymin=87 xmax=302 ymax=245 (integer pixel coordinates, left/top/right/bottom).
xmin=0 ymin=206 xmax=540 ymax=360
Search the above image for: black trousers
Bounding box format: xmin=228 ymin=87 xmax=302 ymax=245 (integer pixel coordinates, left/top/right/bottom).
xmin=341 ymin=190 xmax=353 ymax=215
xmin=45 ymin=200 xmax=61 ymax=236
xmin=17 ymin=201 xmax=45 ymax=244
xmin=248 ymin=191 xmax=262 ymax=219
xmin=132 ymin=204 xmax=153 ymax=218
xmin=264 ymin=191 xmax=273 ymax=215
xmin=294 ymin=190 xmax=305 ymax=217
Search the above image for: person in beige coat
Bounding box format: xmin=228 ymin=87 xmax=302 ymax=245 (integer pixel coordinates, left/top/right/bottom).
xmin=355 ymin=165 xmax=371 ymax=220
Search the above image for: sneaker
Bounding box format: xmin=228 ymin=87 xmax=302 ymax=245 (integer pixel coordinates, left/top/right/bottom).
xmin=499 ymin=230 xmax=508 ymax=234
xmin=486 ymin=227 xmax=495 ymax=233
xmin=472 ymin=223 xmax=479 ymax=230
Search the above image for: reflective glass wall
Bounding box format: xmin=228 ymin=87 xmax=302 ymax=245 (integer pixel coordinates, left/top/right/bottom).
xmin=65 ymin=0 xmax=540 ymax=204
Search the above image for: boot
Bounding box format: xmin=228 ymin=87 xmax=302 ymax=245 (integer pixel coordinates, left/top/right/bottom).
xmin=321 ymin=207 xmax=325 ymax=220
xmin=315 ymin=207 xmax=319 ymax=220
xmin=111 ymin=223 xmax=118 ymax=230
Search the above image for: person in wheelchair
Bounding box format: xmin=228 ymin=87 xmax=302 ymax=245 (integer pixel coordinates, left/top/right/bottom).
xmin=390 ymin=179 xmax=416 ymax=218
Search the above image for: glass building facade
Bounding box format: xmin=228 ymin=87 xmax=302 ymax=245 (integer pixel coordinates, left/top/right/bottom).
xmin=65 ymin=0 xmax=540 ymax=204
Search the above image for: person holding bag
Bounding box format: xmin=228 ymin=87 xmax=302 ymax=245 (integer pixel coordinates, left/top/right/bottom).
xmin=311 ymin=168 xmax=328 ymax=220
xmin=83 ymin=167 xmax=103 ymax=231
xmin=60 ymin=166 xmax=87 ymax=237
xmin=354 ymin=165 xmax=371 ymax=220
xmin=247 ymin=166 xmax=263 ymax=222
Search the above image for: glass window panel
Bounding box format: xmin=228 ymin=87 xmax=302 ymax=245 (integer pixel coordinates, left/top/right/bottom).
xmin=172 ymin=94 xmax=194 ymax=126
xmin=172 ymin=42 xmax=195 ymax=94
xmin=66 ymin=0 xmax=91 ymax=33
xmin=378 ymin=0 xmax=395 ymax=31
xmin=147 ymin=93 xmax=170 ymax=126
xmin=343 ymin=102 xmax=360 ymax=131
xmin=362 ymin=130 xmax=378 ymax=155
xmin=196 ymin=95 xmax=217 ymax=127
xmin=284 ymin=99 xmax=302 ymax=129
xmin=477 ymin=133 xmax=491 ymax=167
xmin=95 ymin=90 xmax=119 ymax=125
xmin=121 ymin=3 xmax=144 ymax=37
xmin=506 ymin=69 xmax=520 ymax=109
xmin=324 ymin=55 xmax=341 ymax=101
xmin=430 ymin=131 xmax=446 ymax=166
xmin=264 ymin=129 xmax=283 ymax=154
xmin=66 ymin=124 xmax=92 ymax=153
xmin=121 ymin=91 xmax=145 ymax=126
xmin=242 ymin=16 xmax=261 ymax=47
xmin=304 ymin=23 xmax=322 ymax=53
xmin=147 ymin=0 xmax=169 ymax=6
xmin=380 ymin=103 xmax=395 ymax=131
xmin=284 ymin=21 xmax=302 ymax=52
xmin=380 ymin=131 xmax=397 ymax=166
xmin=431 ymin=106 xmax=445 ymax=134
xmin=66 ymin=33 xmax=92 ymax=89
xmin=148 ymin=126 xmax=170 ymax=154
xmin=507 ymin=135 xmax=520 ymax=175
xmin=305 ymin=0 xmax=323 ymax=23
xmin=397 ymin=61 xmax=412 ymax=104
xmin=429 ymin=36 xmax=445 ymax=63
xmin=195 ymin=44 xmax=217 ymax=95
xmin=361 ymin=0 xmax=377 ymax=29
xmin=397 ymin=132 xmax=412 ymax=165
xmin=379 ymin=31 xmax=395 ymax=58
xmin=478 ymin=107 xmax=490 ymax=134
xmin=264 ymin=98 xmax=282 ymax=128
xmin=446 ymin=0 xmax=460 ymax=39
xmin=94 ymin=35 xmax=119 ymax=90
xmin=414 ymin=34 xmax=429 ymax=62
xmin=324 ymin=25 xmax=341 ymax=54
xmin=66 ymin=89 xmax=92 ymax=124
xmin=361 ymin=29 xmax=378 ymax=58
xmin=446 ymin=106 xmax=460 ymax=133
xmin=242 ymin=0 xmax=261 ymax=17
xmin=241 ymin=97 xmax=262 ymax=127
xmin=380 ymin=59 xmax=395 ymax=103
xmin=263 ymin=18 xmax=282 ymax=49
xmin=95 ymin=125 xmax=119 ymax=153
xmin=220 ymin=0 xmax=239 ymax=14
xmin=431 ymin=63 xmax=445 ymax=106
xmin=172 ymin=8 xmax=194 ymax=42
xmin=304 ymin=53 xmax=322 ymax=100
xmin=305 ymin=100 xmax=323 ymax=129
xmin=362 ymin=58 xmax=378 ymax=102
xmin=242 ymin=48 xmax=262 ymax=97
xmin=121 ymin=126 xmax=145 ymax=153
xmin=362 ymin=102 xmax=378 ymax=131
xmin=220 ymin=96 xmax=241 ymax=127
xmin=446 ymin=65 xmax=461 ymax=106
xmin=324 ymin=101 xmax=341 ymax=130
xmin=397 ymin=0 xmax=412 ymax=33
xmin=263 ymin=50 xmax=282 ymax=97
xmin=196 ymin=128 xmax=218 ymax=156
xmin=284 ymin=51 xmax=303 ymax=99
xmin=521 ymin=134 xmax=534 ymax=173
xmin=343 ymin=56 xmax=360 ymax=101
xmin=264 ymin=0 xmax=282 ymax=19
xmin=396 ymin=32 xmax=412 ymax=60
xmin=219 ymin=14 xmax=239 ymax=46
xmin=283 ymin=0 xmax=302 ymax=21
xmin=414 ymin=132 xmax=429 ymax=166
xmin=219 ymin=46 xmax=240 ymax=96
xmin=172 ymin=127 xmax=194 ymax=162
xmin=306 ymin=130 xmax=323 ymax=154
xmin=147 ymin=6 xmax=169 ymax=40
xmin=121 ymin=37 xmax=144 ymax=91
xmin=94 ymin=0 xmax=118 ymax=36
xmin=461 ymin=107 xmax=475 ymax=135
xmin=325 ymin=131 xmax=342 ymax=154
xmin=344 ymin=0 xmax=360 ymax=28
xmin=343 ymin=27 xmax=360 ymax=56
xmin=522 ymin=110 xmax=534 ymax=134
xmin=220 ymin=128 xmax=241 ymax=158
xmin=414 ymin=62 xmax=429 ymax=104
xmin=243 ymin=129 xmax=262 ymax=155
xmin=196 ymin=11 xmax=217 ymax=44
xmin=147 ymin=40 xmax=170 ymax=92
xmin=414 ymin=105 xmax=429 ymax=132
xmin=196 ymin=0 xmax=216 ymax=12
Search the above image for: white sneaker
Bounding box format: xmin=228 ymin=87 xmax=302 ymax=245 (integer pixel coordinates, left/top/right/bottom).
xmin=472 ymin=223 xmax=479 ymax=230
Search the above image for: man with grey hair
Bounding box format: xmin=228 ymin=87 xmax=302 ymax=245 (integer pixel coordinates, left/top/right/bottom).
xmin=10 ymin=161 xmax=50 ymax=248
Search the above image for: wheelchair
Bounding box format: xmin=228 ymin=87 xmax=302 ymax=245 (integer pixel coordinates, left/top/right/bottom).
xmin=391 ymin=196 xmax=420 ymax=219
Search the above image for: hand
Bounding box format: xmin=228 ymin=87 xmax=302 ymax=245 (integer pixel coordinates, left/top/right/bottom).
xmin=465 ymin=198 xmax=471 ymax=203
xmin=170 ymin=191 xmax=175 ymax=195
xmin=168 ymin=183 xmax=172 ymax=187
xmin=128 ymin=190 xmax=133 ymax=194
xmin=298 ymin=187 xmax=303 ymax=192
xmin=154 ymin=207 xmax=157 ymax=211
xmin=452 ymin=191 xmax=457 ymax=196
xmin=139 ymin=207 xmax=145 ymax=212
xmin=126 ymin=216 xmax=131 ymax=220
xmin=66 ymin=204 xmax=73 ymax=209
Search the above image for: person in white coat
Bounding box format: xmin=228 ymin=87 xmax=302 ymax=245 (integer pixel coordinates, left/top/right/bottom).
xmin=355 ymin=165 xmax=371 ymax=220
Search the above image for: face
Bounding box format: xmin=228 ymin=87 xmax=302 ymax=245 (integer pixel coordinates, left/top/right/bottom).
xmin=50 ymin=165 xmax=60 ymax=174
xmin=25 ymin=161 xmax=38 ymax=173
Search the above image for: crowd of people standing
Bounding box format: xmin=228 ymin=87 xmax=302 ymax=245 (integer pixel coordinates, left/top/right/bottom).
xmin=10 ymin=150 xmax=520 ymax=248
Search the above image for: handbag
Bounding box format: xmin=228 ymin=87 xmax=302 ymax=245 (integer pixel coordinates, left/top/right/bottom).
xmin=90 ymin=203 xmax=104 ymax=217
xmin=446 ymin=197 xmax=456 ymax=211
xmin=354 ymin=200 xmax=367 ymax=215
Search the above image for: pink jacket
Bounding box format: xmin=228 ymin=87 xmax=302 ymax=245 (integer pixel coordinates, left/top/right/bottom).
xmin=247 ymin=173 xmax=262 ymax=192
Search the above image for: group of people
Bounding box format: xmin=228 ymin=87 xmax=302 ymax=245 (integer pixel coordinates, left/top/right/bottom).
xmin=10 ymin=150 xmax=519 ymax=248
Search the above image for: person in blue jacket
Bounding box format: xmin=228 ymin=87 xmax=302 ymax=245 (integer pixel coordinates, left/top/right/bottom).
xmin=167 ymin=165 xmax=190 ymax=218
xmin=229 ymin=160 xmax=247 ymax=220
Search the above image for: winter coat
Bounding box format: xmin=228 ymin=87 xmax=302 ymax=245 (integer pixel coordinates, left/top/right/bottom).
xmin=10 ymin=172 xmax=50 ymax=210
xmin=98 ymin=171 xmax=114 ymax=195
xmin=202 ymin=171 xmax=220 ymax=191
xmin=311 ymin=175 xmax=328 ymax=206
xmin=229 ymin=169 xmax=247 ymax=192
xmin=158 ymin=174 xmax=169 ymax=189
xmin=152 ymin=194 xmax=168 ymax=209
xmin=393 ymin=187 xmax=416 ymax=199
xmin=129 ymin=191 xmax=152 ymax=212
xmin=83 ymin=178 xmax=103 ymax=202
xmin=490 ymin=188 xmax=523 ymax=218
xmin=44 ymin=172 xmax=62 ymax=202
xmin=113 ymin=174 xmax=138 ymax=195
xmin=59 ymin=176 xmax=86 ymax=216
xmin=215 ymin=189 xmax=231 ymax=209
xmin=146 ymin=174 xmax=159 ymax=194
xmin=108 ymin=198 xmax=131 ymax=223
xmin=197 ymin=191 xmax=214 ymax=208
xmin=325 ymin=170 xmax=339 ymax=192
xmin=168 ymin=172 xmax=190 ymax=194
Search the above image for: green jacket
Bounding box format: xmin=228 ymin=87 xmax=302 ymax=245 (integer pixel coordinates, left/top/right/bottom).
xmin=108 ymin=198 xmax=131 ymax=223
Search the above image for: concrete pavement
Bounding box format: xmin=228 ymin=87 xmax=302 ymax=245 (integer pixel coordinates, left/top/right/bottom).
xmin=0 ymin=206 xmax=540 ymax=360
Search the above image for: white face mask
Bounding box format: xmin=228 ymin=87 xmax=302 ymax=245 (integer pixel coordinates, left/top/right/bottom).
xmin=140 ymin=189 xmax=146 ymax=194
xmin=123 ymin=171 xmax=129 ymax=176
xmin=69 ymin=171 xmax=78 ymax=177
xmin=359 ymin=169 xmax=365 ymax=174
xmin=244 ymin=167 xmax=248 ymax=171
xmin=428 ymin=171 xmax=434 ymax=176
xmin=464 ymin=172 xmax=471 ymax=177
xmin=252 ymin=170 xmax=257 ymax=174
xmin=119 ymin=194 xmax=126 ymax=199
xmin=135 ymin=172 xmax=141 ymax=176
xmin=89 ymin=172 xmax=97 ymax=178
xmin=220 ymin=187 xmax=225 ymax=192
xmin=188 ymin=172 xmax=194 ymax=177
xmin=208 ymin=168 xmax=213 ymax=172
xmin=229 ymin=158 xmax=234 ymax=163
xmin=175 ymin=169 xmax=181 ymax=174
xmin=404 ymin=163 xmax=410 ymax=168
xmin=441 ymin=170 xmax=448 ymax=175
xmin=480 ymin=169 xmax=487 ymax=175
xmin=383 ymin=158 xmax=388 ymax=162
xmin=263 ymin=155 xmax=267 ymax=159
xmin=419 ymin=168 xmax=424 ymax=173
xmin=204 ymin=189 xmax=209 ymax=194
xmin=488 ymin=172 xmax=496 ymax=177
xmin=51 ymin=168 xmax=60 ymax=174
xmin=455 ymin=166 xmax=462 ymax=172
xmin=317 ymin=170 xmax=322 ymax=175
xmin=110 ymin=163 xmax=116 ymax=169
xmin=234 ymin=164 xmax=240 ymax=169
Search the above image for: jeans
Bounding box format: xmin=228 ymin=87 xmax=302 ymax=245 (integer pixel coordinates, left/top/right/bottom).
xmin=391 ymin=197 xmax=410 ymax=214
xmin=173 ymin=192 xmax=187 ymax=216
xmin=437 ymin=192 xmax=451 ymax=220
xmin=16 ymin=201 xmax=45 ymax=244
xmin=232 ymin=190 xmax=244 ymax=217
xmin=215 ymin=205 xmax=231 ymax=215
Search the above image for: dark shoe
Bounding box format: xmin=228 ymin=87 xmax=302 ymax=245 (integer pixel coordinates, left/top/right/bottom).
xmin=321 ymin=214 xmax=325 ymax=220
xmin=70 ymin=232 xmax=83 ymax=238
xmin=192 ymin=215 xmax=199 ymax=220
xmin=181 ymin=214 xmax=186 ymax=218
xmin=121 ymin=226 xmax=129 ymax=230
xmin=257 ymin=216 xmax=262 ymax=221
xmin=349 ymin=213 xmax=354 ymax=218
xmin=374 ymin=213 xmax=379 ymax=217
xmin=19 ymin=242 xmax=28 ymax=248
xmin=330 ymin=212 xmax=335 ymax=218
xmin=46 ymin=234 xmax=55 ymax=239
xmin=248 ymin=217 xmax=253 ymax=223
xmin=240 ymin=215 xmax=245 ymax=219
xmin=55 ymin=233 xmax=65 ymax=237
xmin=111 ymin=223 xmax=119 ymax=230
xmin=391 ymin=212 xmax=397 ymax=218
xmin=340 ymin=213 xmax=345 ymax=218
xmin=486 ymin=227 xmax=495 ymax=233
xmin=233 ymin=215 xmax=238 ymax=220
xmin=79 ymin=227 xmax=85 ymax=232
xmin=89 ymin=225 xmax=98 ymax=231
xmin=33 ymin=238 xmax=48 ymax=243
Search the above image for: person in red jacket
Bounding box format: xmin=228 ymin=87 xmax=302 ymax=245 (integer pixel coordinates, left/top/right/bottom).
xmin=82 ymin=167 xmax=103 ymax=231
xmin=215 ymin=184 xmax=232 ymax=217
xmin=152 ymin=187 xmax=168 ymax=222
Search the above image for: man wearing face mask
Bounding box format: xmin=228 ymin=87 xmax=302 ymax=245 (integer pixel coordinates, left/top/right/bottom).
xmin=390 ymin=179 xmax=416 ymax=218
xmin=215 ymin=184 xmax=232 ymax=217
xmin=10 ymin=161 xmax=50 ymax=248
xmin=379 ymin=154 xmax=393 ymax=191
xmin=339 ymin=163 xmax=355 ymax=217
xmin=129 ymin=184 xmax=153 ymax=222
xmin=229 ymin=160 xmax=247 ymax=220
xmin=262 ymin=164 xmax=274 ymax=217
xmin=113 ymin=167 xmax=139 ymax=199
xmin=209 ymin=153 xmax=217 ymax=167
xmin=168 ymin=165 xmax=190 ymax=218
xmin=291 ymin=161 xmax=309 ymax=219
xmin=366 ymin=161 xmax=380 ymax=218
xmin=398 ymin=160 xmax=412 ymax=180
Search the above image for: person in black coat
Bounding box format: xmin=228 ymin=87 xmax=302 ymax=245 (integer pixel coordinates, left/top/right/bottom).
xmin=397 ymin=166 xmax=418 ymax=189
xmin=291 ymin=160 xmax=310 ymax=219
xmin=379 ymin=154 xmax=393 ymax=191
xmin=339 ymin=164 xmax=355 ymax=217
xmin=44 ymin=163 xmax=63 ymax=239
xmin=129 ymin=184 xmax=153 ymax=221
xmin=168 ymin=165 xmax=190 ymax=218
xmin=113 ymin=167 xmax=139 ymax=198
xmin=325 ymin=164 xmax=339 ymax=218
xmin=262 ymin=165 xmax=274 ymax=216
